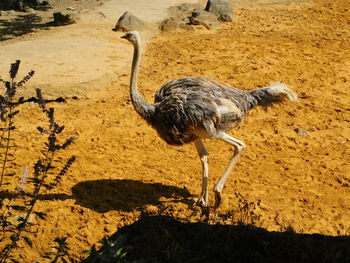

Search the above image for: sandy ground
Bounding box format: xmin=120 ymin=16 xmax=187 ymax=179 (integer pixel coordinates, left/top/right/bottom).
xmin=0 ymin=0 xmax=349 ymax=261
xmin=0 ymin=0 xmax=200 ymax=98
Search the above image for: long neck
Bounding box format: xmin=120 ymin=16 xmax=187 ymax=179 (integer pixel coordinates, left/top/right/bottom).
xmin=129 ymin=38 xmax=155 ymax=124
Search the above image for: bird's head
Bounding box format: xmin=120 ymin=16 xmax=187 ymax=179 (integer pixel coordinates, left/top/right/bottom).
xmin=121 ymin=30 xmax=140 ymax=45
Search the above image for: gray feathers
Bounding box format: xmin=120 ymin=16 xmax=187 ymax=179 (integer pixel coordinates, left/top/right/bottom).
xmin=147 ymin=78 xmax=297 ymax=145
xmin=151 ymin=77 xmax=253 ymax=145
xmin=249 ymin=82 xmax=298 ymax=107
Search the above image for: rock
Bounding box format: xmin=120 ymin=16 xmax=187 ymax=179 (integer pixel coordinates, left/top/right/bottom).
xmin=159 ymin=17 xmax=180 ymax=31
xmin=53 ymin=11 xmax=76 ymax=25
xmin=23 ymin=6 xmax=35 ymax=13
xmin=217 ymin=13 xmax=232 ymax=22
xmin=27 ymin=0 xmax=42 ymax=7
xmin=188 ymin=9 xmax=219 ymax=30
xmin=168 ymin=3 xmax=199 ymax=20
xmin=6 ymin=10 xmax=16 ymax=15
xmin=113 ymin=11 xmax=148 ymax=32
xmin=294 ymin=128 xmax=310 ymax=137
xmin=66 ymin=6 xmax=75 ymax=11
xmin=159 ymin=17 xmax=194 ymax=31
xmin=205 ymin=0 xmax=233 ymax=22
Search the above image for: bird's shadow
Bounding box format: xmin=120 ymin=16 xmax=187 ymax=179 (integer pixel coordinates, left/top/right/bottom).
xmin=39 ymin=179 xmax=191 ymax=213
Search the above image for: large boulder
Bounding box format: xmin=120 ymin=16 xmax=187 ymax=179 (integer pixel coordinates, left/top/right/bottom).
xmin=113 ymin=11 xmax=148 ymax=32
xmin=205 ymin=0 xmax=233 ymax=22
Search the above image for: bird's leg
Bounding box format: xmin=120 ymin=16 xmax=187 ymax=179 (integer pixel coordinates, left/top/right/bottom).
xmin=213 ymin=132 xmax=246 ymax=209
xmin=193 ymin=139 xmax=209 ymax=207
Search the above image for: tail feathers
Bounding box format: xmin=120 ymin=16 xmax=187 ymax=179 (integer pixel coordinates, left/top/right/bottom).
xmin=249 ymin=82 xmax=298 ymax=107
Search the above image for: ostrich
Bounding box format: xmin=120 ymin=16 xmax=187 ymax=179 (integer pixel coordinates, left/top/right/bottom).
xmin=121 ymin=30 xmax=298 ymax=209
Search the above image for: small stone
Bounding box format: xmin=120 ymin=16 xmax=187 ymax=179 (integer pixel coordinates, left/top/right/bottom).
xmin=218 ymin=14 xmax=232 ymax=22
xmin=53 ymin=11 xmax=76 ymax=25
xmin=66 ymin=6 xmax=75 ymax=11
xmin=6 ymin=10 xmax=16 ymax=15
xmin=294 ymin=128 xmax=310 ymax=137
xmin=24 ymin=7 xmax=35 ymax=13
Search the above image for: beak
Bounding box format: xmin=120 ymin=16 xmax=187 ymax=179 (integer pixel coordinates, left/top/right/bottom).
xmin=120 ymin=33 xmax=128 ymax=39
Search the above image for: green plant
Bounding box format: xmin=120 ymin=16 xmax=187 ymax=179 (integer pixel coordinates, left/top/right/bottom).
xmin=42 ymin=237 xmax=70 ymax=263
xmin=114 ymin=247 xmax=127 ymax=262
xmin=0 ymin=60 xmax=33 ymax=188
xmin=0 ymin=61 xmax=76 ymax=262
xmin=83 ymin=236 xmax=128 ymax=263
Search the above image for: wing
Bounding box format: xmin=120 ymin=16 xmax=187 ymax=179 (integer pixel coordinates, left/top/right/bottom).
xmin=152 ymin=77 xmax=251 ymax=145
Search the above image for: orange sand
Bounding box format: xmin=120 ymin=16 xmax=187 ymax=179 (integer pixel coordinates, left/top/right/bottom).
xmin=1 ymin=0 xmax=349 ymax=261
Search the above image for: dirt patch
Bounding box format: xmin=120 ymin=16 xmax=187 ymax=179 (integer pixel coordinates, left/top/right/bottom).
xmin=0 ymin=0 xmax=108 ymax=40
xmin=0 ymin=0 xmax=349 ymax=262
xmin=0 ymin=0 xmax=199 ymax=99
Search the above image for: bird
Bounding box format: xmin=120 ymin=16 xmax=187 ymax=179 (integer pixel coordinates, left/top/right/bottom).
xmin=121 ymin=30 xmax=298 ymax=209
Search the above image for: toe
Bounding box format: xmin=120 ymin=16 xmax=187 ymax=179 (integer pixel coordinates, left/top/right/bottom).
xmin=213 ymin=192 xmax=222 ymax=210
xmin=194 ymin=196 xmax=208 ymax=207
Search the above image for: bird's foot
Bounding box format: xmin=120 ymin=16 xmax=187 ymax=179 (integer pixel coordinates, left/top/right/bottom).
xmin=213 ymin=192 xmax=223 ymax=210
xmin=193 ymin=195 xmax=208 ymax=208
xmin=193 ymin=196 xmax=210 ymax=222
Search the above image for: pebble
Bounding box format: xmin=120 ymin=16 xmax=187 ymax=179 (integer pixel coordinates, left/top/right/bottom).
xmin=294 ymin=128 xmax=310 ymax=137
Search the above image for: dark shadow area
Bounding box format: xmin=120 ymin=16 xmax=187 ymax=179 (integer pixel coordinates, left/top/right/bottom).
xmin=0 ymin=13 xmax=52 ymax=41
xmin=0 ymin=0 xmax=52 ymax=12
xmin=0 ymin=179 xmax=191 ymax=213
xmin=82 ymin=215 xmax=350 ymax=263
xmin=70 ymin=179 xmax=191 ymax=212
